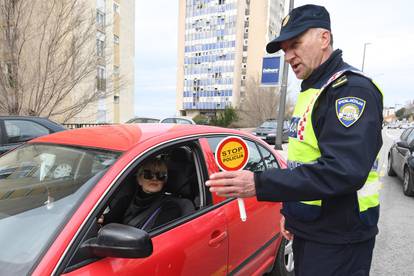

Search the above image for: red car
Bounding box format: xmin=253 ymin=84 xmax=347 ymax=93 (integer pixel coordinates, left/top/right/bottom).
xmin=0 ymin=124 xmax=293 ymax=276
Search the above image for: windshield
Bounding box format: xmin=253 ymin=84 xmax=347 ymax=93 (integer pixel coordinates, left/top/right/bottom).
xmin=0 ymin=144 xmax=120 ymax=275
xmin=260 ymin=121 xmax=277 ymax=128
xmin=260 ymin=121 xmax=290 ymax=129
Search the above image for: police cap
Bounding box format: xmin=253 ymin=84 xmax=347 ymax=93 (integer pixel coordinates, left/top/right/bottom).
xmin=266 ymin=4 xmax=331 ymax=53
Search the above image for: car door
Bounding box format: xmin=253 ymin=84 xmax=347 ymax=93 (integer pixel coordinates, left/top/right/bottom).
xmin=202 ymin=136 xmax=282 ymax=275
xmin=60 ymin=140 xmax=228 ymax=276
xmin=394 ymin=128 xmax=413 ymax=177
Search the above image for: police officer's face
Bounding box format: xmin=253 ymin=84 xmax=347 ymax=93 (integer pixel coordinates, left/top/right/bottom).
xmin=280 ymin=28 xmax=331 ymax=80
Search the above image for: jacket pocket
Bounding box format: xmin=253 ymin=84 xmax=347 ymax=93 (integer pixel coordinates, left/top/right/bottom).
xmin=358 ymin=205 xmax=379 ymax=226
xmin=284 ymin=201 xmax=322 ymax=222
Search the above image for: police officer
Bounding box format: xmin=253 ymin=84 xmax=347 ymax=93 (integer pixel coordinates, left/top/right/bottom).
xmin=206 ymin=4 xmax=383 ymax=276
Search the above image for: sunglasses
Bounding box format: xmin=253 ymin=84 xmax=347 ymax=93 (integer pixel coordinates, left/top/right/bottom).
xmin=141 ymin=169 xmax=168 ymax=181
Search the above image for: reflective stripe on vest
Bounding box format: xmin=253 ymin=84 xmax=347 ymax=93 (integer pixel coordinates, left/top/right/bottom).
xmin=286 ymin=69 xmax=383 ymax=224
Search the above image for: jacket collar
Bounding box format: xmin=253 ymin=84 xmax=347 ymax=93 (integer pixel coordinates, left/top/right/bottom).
xmin=301 ymin=49 xmax=344 ymax=91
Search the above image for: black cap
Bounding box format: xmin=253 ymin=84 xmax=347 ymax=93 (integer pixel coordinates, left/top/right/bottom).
xmin=266 ymin=4 xmax=331 ymax=53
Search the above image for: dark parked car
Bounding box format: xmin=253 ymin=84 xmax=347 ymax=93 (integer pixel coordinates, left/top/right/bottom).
xmin=126 ymin=117 xmax=160 ymax=123
xmin=387 ymin=127 xmax=414 ymax=196
xmin=0 ymin=116 xmax=66 ymax=154
xmin=252 ymin=119 xmax=290 ymax=144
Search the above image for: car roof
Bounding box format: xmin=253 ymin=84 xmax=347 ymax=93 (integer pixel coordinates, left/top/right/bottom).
xmin=0 ymin=116 xmax=66 ymax=130
xmin=160 ymin=116 xmax=194 ymax=121
xmin=30 ymin=124 xmax=250 ymax=152
xmin=126 ymin=117 xmax=159 ymax=122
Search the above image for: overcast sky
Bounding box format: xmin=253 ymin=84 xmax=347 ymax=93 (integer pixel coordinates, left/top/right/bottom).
xmin=134 ymin=0 xmax=414 ymax=119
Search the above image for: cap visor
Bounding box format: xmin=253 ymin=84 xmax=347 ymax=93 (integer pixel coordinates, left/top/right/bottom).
xmin=266 ymin=25 xmax=310 ymax=53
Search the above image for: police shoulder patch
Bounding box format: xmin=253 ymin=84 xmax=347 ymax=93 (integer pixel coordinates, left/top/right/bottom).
xmin=335 ymin=97 xmax=366 ymax=127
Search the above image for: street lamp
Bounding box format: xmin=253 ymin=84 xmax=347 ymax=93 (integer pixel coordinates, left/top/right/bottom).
xmin=361 ymin=42 xmax=371 ymax=72
xmin=274 ymin=0 xmax=294 ymax=150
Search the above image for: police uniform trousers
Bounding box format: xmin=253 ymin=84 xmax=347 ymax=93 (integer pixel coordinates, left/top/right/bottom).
xmin=292 ymin=236 xmax=376 ymax=276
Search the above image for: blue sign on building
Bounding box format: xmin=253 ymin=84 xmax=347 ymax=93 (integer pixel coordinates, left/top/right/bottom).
xmin=261 ymin=56 xmax=281 ymax=86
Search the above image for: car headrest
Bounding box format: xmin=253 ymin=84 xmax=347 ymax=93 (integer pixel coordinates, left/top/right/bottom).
xmin=165 ymin=147 xmax=197 ymax=200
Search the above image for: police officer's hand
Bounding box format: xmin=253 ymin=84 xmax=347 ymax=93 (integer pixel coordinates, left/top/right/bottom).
xmin=206 ymin=170 xmax=256 ymax=198
xmin=280 ymin=215 xmax=294 ymax=240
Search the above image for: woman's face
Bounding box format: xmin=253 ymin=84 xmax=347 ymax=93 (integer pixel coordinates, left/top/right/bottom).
xmin=137 ymin=164 xmax=168 ymax=194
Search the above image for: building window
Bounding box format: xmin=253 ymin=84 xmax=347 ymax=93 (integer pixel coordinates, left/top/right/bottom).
xmin=97 ymin=66 xmax=106 ymax=91
xmin=113 ymin=65 xmax=120 ymax=76
xmin=113 ymin=34 xmax=119 ymax=44
xmin=114 ymin=95 xmax=119 ymax=104
xmin=113 ymin=2 xmax=120 ymax=14
xmin=96 ymin=10 xmax=105 ymax=29
xmin=218 ymin=0 xmax=225 ymax=4
xmin=96 ymin=39 xmax=105 ymax=57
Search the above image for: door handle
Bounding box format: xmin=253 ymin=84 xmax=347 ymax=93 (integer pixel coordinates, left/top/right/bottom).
xmin=208 ymin=231 xmax=228 ymax=247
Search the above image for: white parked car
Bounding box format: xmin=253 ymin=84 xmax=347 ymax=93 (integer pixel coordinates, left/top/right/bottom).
xmin=159 ymin=117 xmax=196 ymax=125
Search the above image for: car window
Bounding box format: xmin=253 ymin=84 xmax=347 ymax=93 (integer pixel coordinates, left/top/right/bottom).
xmin=244 ymin=141 xmax=266 ymax=172
xmin=401 ymin=128 xmax=413 ymax=141
xmin=161 ymin=118 xmax=175 ymax=123
xmin=97 ymin=144 xmax=200 ymax=230
xmin=258 ymin=145 xmax=280 ymax=169
xmin=407 ymin=129 xmax=414 ymax=146
xmin=400 ymin=128 xmax=412 ymax=141
xmin=146 ymin=119 xmax=160 ymax=123
xmin=4 ymin=120 xmax=50 ymax=144
xmin=260 ymin=121 xmax=276 ymax=128
xmin=206 ymin=137 xmax=266 ymax=172
xmin=0 ymin=144 xmax=120 ymax=276
xmin=128 ymin=118 xmax=159 ymax=123
xmin=176 ymin=118 xmax=192 ymax=124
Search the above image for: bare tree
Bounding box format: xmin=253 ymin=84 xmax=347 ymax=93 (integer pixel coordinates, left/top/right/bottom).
xmin=237 ymin=75 xmax=294 ymax=127
xmin=0 ymin=0 xmax=117 ymax=122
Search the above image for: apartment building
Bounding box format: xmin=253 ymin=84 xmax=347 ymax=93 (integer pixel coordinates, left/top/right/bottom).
xmin=177 ymin=0 xmax=285 ymax=118
xmin=0 ymin=0 xmax=134 ymax=123
xmin=84 ymin=0 xmax=135 ymax=123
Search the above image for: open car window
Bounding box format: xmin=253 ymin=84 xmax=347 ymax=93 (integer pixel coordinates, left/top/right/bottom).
xmin=98 ymin=145 xmax=200 ymax=231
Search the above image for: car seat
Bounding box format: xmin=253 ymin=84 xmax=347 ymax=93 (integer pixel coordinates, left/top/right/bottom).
xmin=166 ymin=147 xmax=198 ymax=210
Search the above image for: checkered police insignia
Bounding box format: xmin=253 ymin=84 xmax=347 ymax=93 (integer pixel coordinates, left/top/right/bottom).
xmin=336 ymin=97 xmax=366 ymax=127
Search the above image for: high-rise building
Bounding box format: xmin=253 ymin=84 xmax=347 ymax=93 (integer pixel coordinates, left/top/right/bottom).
xmin=177 ymin=0 xmax=285 ymax=118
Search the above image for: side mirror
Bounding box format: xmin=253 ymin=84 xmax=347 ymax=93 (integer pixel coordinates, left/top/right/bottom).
xmin=397 ymin=141 xmax=409 ymax=149
xmin=81 ymin=223 xmax=153 ymax=258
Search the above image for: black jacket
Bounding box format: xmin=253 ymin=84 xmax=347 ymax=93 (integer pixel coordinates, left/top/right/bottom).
xmin=104 ymin=187 xmax=191 ymax=231
xmin=254 ymin=50 xmax=383 ymax=244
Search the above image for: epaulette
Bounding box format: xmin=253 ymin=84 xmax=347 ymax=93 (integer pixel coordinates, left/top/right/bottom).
xmin=332 ymin=75 xmax=348 ymax=88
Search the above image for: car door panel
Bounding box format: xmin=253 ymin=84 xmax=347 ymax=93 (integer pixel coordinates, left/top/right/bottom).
xmin=200 ymin=137 xmax=281 ymax=275
xmin=63 ymin=209 xmax=228 ymax=276
xmin=223 ymin=198 xmax=281 ymax=275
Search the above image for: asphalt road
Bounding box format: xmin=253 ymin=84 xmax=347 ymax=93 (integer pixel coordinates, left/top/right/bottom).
xmin=371 ymin=128 xmax=414 ymax=275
